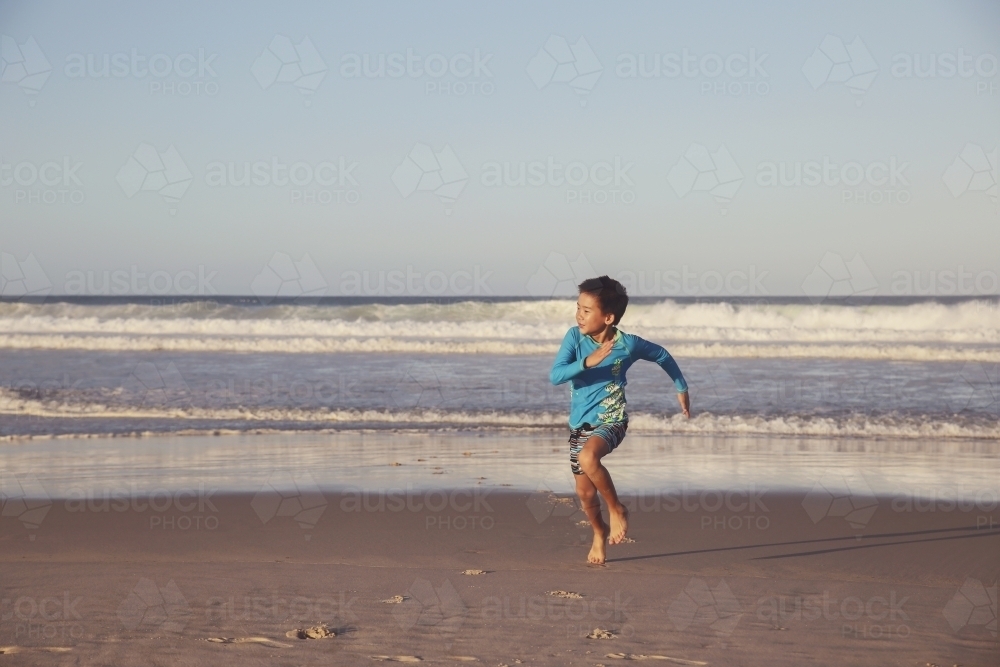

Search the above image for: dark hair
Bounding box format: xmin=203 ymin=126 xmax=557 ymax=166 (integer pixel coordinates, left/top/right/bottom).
xmin=577 ymin=275 xmax=629 ymax=325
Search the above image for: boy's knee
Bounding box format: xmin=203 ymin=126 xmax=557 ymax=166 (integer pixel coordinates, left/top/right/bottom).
xmin=576 ymin=485 xmax=597 ymax=502
xmin=577 ymin=448 xmax=599 ymax=472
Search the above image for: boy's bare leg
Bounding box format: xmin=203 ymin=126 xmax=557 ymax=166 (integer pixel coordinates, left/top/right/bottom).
xmin=577 ymin=436 xmax=629 ymax=544
xmin=574 ymin=473 xmax=609 ymax=564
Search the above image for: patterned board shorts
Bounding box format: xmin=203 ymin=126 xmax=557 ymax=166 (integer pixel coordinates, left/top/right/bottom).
xmin=568 ymin=420 xmax=629 ymax=475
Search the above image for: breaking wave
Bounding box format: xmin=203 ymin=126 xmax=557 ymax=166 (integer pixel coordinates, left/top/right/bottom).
xmin=1 ymin=299 xmax=998 ymax=361
xmin=2 ymin=388 xmax=996 ymax=441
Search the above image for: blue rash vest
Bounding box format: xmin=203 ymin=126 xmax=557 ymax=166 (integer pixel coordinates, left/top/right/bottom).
xmin=549 ymin=326 xmax=688 ymax=429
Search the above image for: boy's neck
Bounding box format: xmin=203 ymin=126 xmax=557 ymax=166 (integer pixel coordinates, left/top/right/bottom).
xmin=589 ymin=325 xmax=617 ymax=344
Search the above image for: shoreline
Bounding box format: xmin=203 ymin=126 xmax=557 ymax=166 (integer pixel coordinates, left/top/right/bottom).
xmin=2 ymin=430 xmax=997 ymax=499
xmin=3 ymin=412 xmax=999 ymax=442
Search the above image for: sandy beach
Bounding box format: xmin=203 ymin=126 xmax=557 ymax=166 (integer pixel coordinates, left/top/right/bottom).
xmin=1 ymin=433 xmax=997 ymax=666
xmin=4 ymin=0 xmax=999 ymax=663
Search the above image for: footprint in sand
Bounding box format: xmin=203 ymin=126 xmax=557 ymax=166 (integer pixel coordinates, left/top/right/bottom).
xmin=381 ymin=595 xmax=408 ymax=604
xmin=546 ymin=590 xmax=584 ymax=599
xmin=206 ymin=637 xmax=292 ymax=648
xmin=605 ymin=653 xmax=708 ymax=665
xmin=285 ymin=625 xmax=335 ymax=639
xmin=587 ymin=628 xmax=616 ymax=639
xmin=370 ymin=656 xmax=423 ymax=662
xmin=461 ymin=569 xmax=486 ymax=575
xmin=0 ymin=647 xmax=72 ymax=654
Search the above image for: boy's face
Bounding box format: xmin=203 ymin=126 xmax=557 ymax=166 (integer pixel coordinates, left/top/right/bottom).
xmin=576 ymin=291 xmax=615 ymax=334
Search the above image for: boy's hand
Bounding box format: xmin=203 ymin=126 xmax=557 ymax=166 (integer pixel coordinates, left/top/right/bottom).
xmin=678 ymin=391 xmax=691 ymax=418
xmin=584 ymin=339 xmax=615 ymax=368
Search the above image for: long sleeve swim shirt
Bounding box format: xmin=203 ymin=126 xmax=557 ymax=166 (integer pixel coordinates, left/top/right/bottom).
xmin=549 ymin=326 xmax=687 ymax=429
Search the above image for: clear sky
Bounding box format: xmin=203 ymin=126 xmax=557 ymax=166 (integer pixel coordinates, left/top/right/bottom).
xmin=1 ymin=0 xmax=998 ymax=298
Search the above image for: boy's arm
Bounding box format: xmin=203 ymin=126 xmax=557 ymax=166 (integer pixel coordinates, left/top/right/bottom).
xmin=632 ymin=336 xmax=688 ymax=393
xmin=677 ymin=389 xmax=691 ymax=418
xmin=549 ymin=329 xmax=587 ymax=385
xmin=633 ymin=335 xmax=691 ymax=417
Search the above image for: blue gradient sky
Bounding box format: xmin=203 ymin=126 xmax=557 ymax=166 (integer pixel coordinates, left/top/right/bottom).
xmin=1 ymin=0 xmax=998 ymax=297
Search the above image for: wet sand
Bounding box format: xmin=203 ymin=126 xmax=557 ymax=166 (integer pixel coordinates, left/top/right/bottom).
xmin=1 ymin=472 xmax=998 ymax=665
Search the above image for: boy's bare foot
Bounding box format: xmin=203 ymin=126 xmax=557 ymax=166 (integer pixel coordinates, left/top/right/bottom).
xmin=588 ymin=527 xmax=609 ymax=564
xmin=608 ymin=504 xmax=629 ymax=544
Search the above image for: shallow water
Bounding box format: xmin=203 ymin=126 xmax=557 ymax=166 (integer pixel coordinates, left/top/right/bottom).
xmin=2 ymin=432 xmax=998 ymax=503
xmin=2 ymin=350 xmax=998 ymax=440
xmin=2 ymin=299 xmax=998 ymax=440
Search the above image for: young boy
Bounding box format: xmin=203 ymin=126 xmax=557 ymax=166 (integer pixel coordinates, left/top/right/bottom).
xmin=550 ymin=276 xmax=691 ymax=564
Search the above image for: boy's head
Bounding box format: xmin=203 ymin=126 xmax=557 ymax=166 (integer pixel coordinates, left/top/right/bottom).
xmin=576 ymin=275 xmax=629 ymax=332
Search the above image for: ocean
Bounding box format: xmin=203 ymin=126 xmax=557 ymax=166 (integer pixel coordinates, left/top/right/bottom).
xmin=1 ymin=296 xmax=998 ymax=441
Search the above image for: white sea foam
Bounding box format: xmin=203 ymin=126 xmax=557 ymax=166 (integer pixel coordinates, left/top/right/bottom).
xmin=2 ymin=388 xmax=996 ymax=441
xmin=1 ymin=299 xmax=998 ymax=360
xmin=1 ymin=334 xmax=997 ymax=362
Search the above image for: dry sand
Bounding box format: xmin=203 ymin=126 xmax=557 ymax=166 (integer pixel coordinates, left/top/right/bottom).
xmin=1 ymin=484 xmax=997 ymax=666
